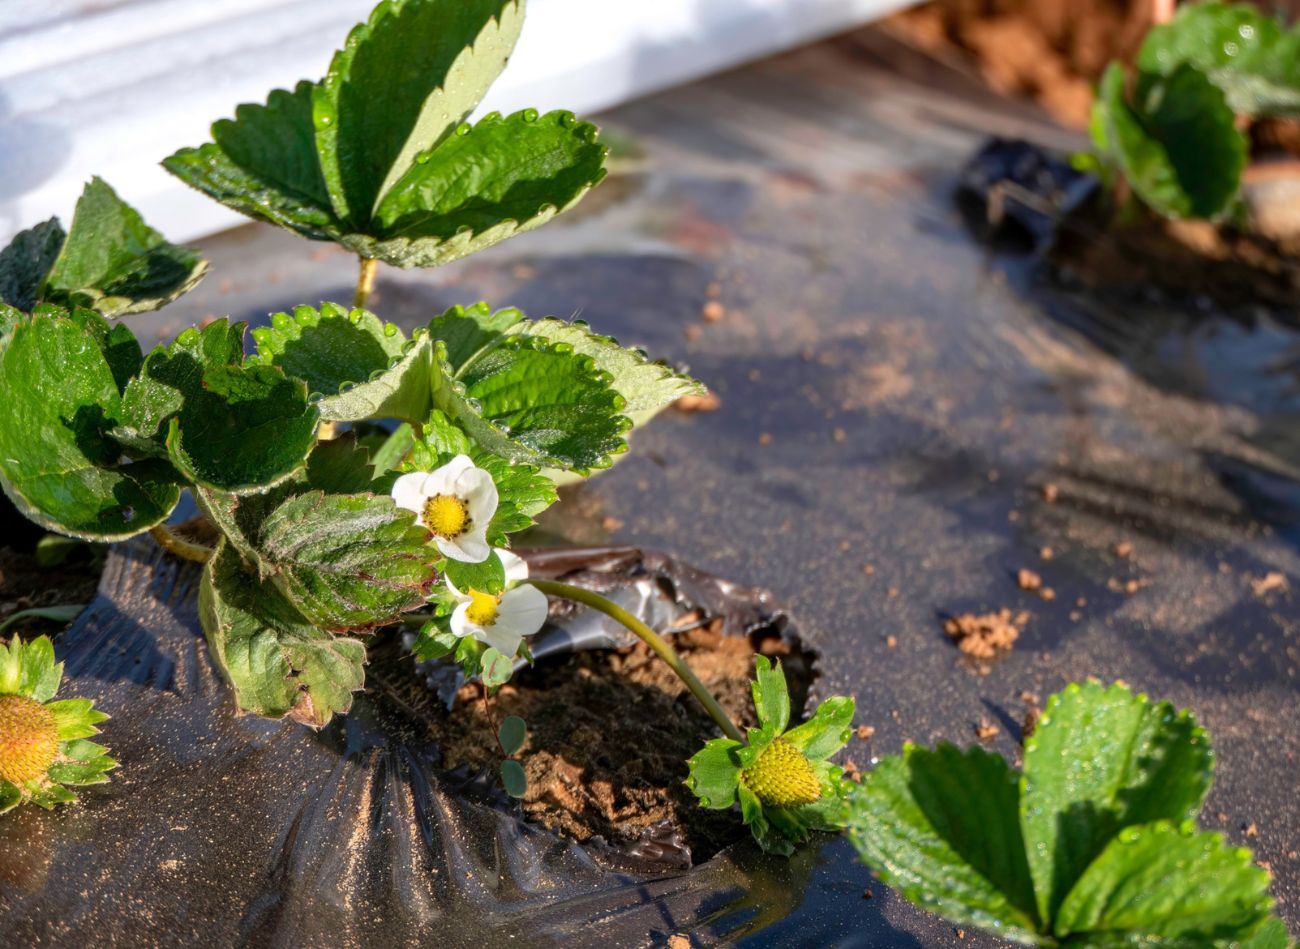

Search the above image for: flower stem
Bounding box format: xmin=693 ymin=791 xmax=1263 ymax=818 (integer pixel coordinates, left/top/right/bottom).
xmin=526 ymin=579 xmax=745 ymax=742
xmin=354 ymin=256 xmax=378 ymax=310
xmin=149 ymin=524 xmax=214 ymax=564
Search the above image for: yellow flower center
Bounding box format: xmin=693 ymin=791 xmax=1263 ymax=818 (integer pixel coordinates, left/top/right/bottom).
xmin=0 ymin=694 xmax=59 ymax=785
xmin=741 ymin=737 xmax=821 ymax=807
xmin=423 ymin=494 xmax=469 ymax=538
xmin=465 ymin=589 xmax=501 ymax=626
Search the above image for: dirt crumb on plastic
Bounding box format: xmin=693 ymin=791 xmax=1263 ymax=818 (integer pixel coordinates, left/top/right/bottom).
xmin=1250 ymin=572 xmax=1288 ymax=598
xmin=668 ymin=935 xmax=692 ymax=949
xmin=943 ymin=609 xmax=1026 ymax=660
xmin=672 ymin=392 xmax=721 ymax=413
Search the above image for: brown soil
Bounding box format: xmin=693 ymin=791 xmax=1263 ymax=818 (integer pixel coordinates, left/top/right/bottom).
xmin=943 ymin=608 xmax=1026 ymax=660
xmin=0 ymin=499 xmax=102 ymax=642
xmin=374 ymin=622 xmax=814 ymax=865
xmin=1051 ymin=215 xmax=1300 ymax=309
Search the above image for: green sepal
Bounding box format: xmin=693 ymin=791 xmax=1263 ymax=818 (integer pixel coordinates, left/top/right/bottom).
xmin=46 ymin=738 xmax=117 ymax=787
xmin=685 ymin=737 xmax=744 ymax=809
xmin=751 ymin=655 xmax=790 ymax=733
xmin=42 ymin=177 xmax=207 ymax=317
xmin=0 ymin=634 xmax=63 ymax=701
xmin=46 ymin=698 xmax=109 ymax=741
xmin=783 ymin=695 xmax=855 ymax=761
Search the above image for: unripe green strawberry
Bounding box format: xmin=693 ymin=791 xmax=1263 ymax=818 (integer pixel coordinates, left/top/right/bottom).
xmin=0 ymin=694 xmax=59 ymax=785
xmin=741 ymin=737 xmax=821 ymax=807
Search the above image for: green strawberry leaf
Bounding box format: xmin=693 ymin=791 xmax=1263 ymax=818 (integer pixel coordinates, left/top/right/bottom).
xmin=1095 ymin=62 xmax=1246 ymax=220
xmin=0 ymin=218 xmax=65 ymax=312
xmin=43 ymin=177 xmax=207 ymax=317
xmin=846 ymin=744 xmax=1041 ymax=941
xmin=443 ymin=549 xmax=506 ymax=595
xmin=1137 ymin=2 xmax=1300 ymax=119
xmin=1020 ymin=680 xmax=1214 ymax=924
xmin=428 ymin=302 xmax=523 ymax=372
xmin=351 ymin=109 xmax=606 ymax=268
xmin=1055 ymin=821 xmax=1272 ymax=944
xmin=200 ymin=540 xmax=366 ymax=727
xmin=257 ymin=490 xmax=438 ymax=629
xmin=249 ymin=303 xmax=433 ymax=423
xmin=481 ymin=646 xmax=514 ymax=686
xmin=312 ymin=0 xmax=526 ymax=225
xmin=1240 ymin=917 xmax=1295 ymax=949
xmin=166 ymin=362 xmax=318 ymax=494
xmin=498 ymin=715 xmax=526 ymax=755
xmin=117 ymin=320 xmax=246 ymax=453
xmin=0 ymin=307 xmax=180 ymax=539
xmin=432 ymin=335 xmax=630 ymax=472
xmin=512 ymin=317 xmax=704 ymax=423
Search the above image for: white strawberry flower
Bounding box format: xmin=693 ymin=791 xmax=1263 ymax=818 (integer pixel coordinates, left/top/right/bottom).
xmin=447 ymin=549 xmax=548 ymax=658
xmin=391 ymin=454 xmax=498 ymax=563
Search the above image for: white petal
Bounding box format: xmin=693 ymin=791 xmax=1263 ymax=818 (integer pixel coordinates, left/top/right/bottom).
xmin=497 ymin=549 xmax=530 ymax=584
xmin=436 ymin=529 xmax=490 ymax=563
xmin=421 ymin=454 xmax=474 ymax=497
xmin=449 ymin=602 xmax=477 ymax=639
xmin=479 ymin=624 xmax=523 ymax=659
xmin=390 ymin=472 xmax=428 ymax=515
xmin=443 ymin=574 xmax=469 ymax=600
xmin=495 ymin=585 xmax=549 ymax=639
xmin=458 ymin=467 xmax=499 ymax=525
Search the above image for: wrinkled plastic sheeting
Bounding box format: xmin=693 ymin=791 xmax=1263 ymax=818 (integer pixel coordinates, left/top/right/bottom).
xmin=0 ymin=541 xmax=822 ymax=947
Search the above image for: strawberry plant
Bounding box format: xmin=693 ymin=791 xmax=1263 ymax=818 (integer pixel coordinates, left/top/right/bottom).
xmin=1087 ymin=2 xmax=1300 ymax=221
xmin=845 ymin=682 xmax=1291 ymax=947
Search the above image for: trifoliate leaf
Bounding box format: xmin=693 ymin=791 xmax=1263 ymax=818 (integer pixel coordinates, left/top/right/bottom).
xmin=751 ymin=655 xmax=790 ymax=733
xmin=117 ymin=320 xmax=246 ymax=453
xmin=846 ymin=744 xmax=1041 ymax=941
xmin=1054 ymin=822 xmax=1272 ymax=944
xmin=1095 ymin=62 xmax=1246 ymax=220
xmin=165 ymin=363 xmax=318 ymax=494
xmin=1020 ymin=680 xmax=1214 ymax=924
xmin=42 ymin=177 xmax=207 ymax=317
xmin=433 ymin=335 xmax=630 ymax=472
xmin=500 ymin=758 xmax=527 ymax=798
xmin=0 ymin=218 xmax=65 ymax=312
xmin=1137 ymin=2 xmax=1300 ymax=119
xmin=512 ymin=317 xmax=704 ymax=423
xmin=200 ymin=541 xmax=366 ymax=727
xmin=498 ymin=715 xmax=526 ymax=756
xmin=354 ymin=109 xmax=606 ymax=269
xmin=248 ymin=303 xmax=433 ymax=422
xmin=257 ymin=490 xmax=438 ymax=629
xmin=0 ymin=307 xmax=180 ymax=539
xmin=313 ymin=0 xmax=526 ymax=225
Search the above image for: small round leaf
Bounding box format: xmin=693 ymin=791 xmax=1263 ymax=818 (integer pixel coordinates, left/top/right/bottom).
xmin=500 ymin=759 xmax=527 ymax=798
xmin=498 ymin=715 xmax=527 ymax=756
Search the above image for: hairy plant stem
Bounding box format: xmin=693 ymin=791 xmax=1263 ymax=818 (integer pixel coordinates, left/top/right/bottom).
xmin=527 ymin=579 xmax=745 ymax=742
xmin=354 ymin=256 xmax=378 ymax=310
xmin=149 ymin=524 xmax=214 ymax=564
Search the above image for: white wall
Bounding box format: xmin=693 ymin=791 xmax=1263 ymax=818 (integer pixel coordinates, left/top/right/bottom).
xmin=0 ymin=0 xmax=909 ymax=246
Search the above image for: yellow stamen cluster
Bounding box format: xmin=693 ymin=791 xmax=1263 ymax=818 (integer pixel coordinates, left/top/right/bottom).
xmin=741 ymin=737 xmax=821 ymax=807
xmin=423 ymin=494 xmax=469 ymax=538
xmin=465 ymin=589 xmax=501 ymax=626
xmin=0 ymin=694 xmax=59 ymax=785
